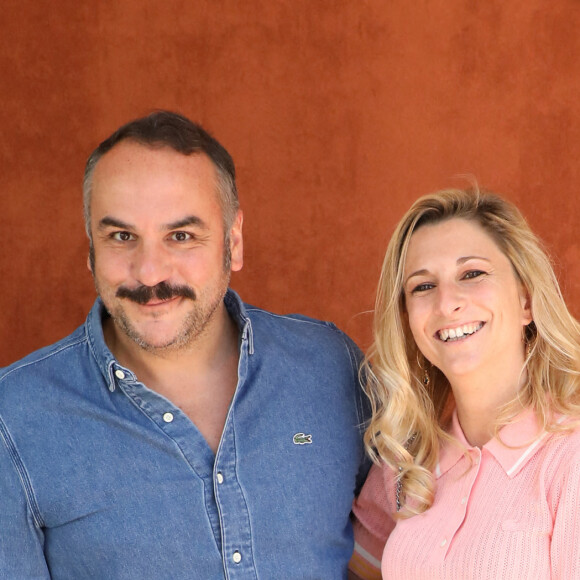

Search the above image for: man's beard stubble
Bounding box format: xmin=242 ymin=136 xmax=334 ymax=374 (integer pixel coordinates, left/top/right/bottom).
xmin=89 ymin=243 xmax=232 ymax=353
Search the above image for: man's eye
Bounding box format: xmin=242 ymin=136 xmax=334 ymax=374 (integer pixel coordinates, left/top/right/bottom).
xmin=112 ymin=232 xmax=134 ymax=242
xmin=463 ymin=270 xmax=485 ymax=280
xmin=171 ymin=232 xmax=192 ymax=242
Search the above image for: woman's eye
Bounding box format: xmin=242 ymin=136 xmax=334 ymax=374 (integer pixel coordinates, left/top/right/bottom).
xmin=112 ymin=231 xmax=134 ymax=242
xmin=463 ymin=270 xmax=485 ymax=280
xmin=412 ymin=282 xmax=434 ymax=293
xmin=171 ymin=232 xmax=192 ymax=242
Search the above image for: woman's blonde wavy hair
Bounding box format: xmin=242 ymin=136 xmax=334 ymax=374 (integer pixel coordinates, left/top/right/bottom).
xmin=363 ymin=187 xmax=580 ymax=517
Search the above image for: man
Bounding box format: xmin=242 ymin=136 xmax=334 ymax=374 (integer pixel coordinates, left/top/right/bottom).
xmin=0 ymin=111 xmax=369 ymax=578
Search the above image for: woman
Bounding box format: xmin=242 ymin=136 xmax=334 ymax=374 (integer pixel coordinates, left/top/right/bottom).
xmin=349 ymin=188 xmax=580 ymax=579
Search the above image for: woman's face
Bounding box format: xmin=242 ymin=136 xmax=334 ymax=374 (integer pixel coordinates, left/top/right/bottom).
xmin=402 ymin=218 xmax=532 ymax=385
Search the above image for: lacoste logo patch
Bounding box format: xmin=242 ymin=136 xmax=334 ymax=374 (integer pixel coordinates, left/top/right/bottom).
xmin=293 ymin=432 xmax=312 ymax=445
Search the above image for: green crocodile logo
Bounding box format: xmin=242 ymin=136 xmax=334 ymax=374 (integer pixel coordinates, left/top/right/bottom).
xmin=293 ymin=432 xmax=312 ymax=445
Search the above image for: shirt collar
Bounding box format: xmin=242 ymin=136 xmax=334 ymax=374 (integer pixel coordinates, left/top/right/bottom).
xmin=85 ymin=289 xmax=253 ymax=391
xmin=436 ymin=407 xmax=549 ymax=479
xmin=224 ymin=289 xmax=254 ymax=354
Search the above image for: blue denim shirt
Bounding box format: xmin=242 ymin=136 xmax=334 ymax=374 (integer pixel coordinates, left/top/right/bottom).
xmin=0 ymin=290 xmax=369 ymax=579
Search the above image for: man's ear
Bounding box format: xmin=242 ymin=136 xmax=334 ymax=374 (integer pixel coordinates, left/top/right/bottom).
xmin=229 ymin=210 xmax=243 ymax=272
xmin=87 ymin=243 xmax=96 ymax=275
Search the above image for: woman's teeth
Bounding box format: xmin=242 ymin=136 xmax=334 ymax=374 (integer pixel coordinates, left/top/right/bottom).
xmin=438 ymin=322 xmax=483 ymax=342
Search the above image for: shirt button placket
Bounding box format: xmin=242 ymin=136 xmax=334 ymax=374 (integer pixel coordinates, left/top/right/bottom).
xmin=215 ymin=422 xmax=257 ymax=576
xmin=440 ymin=451 xmax=480 ymax=561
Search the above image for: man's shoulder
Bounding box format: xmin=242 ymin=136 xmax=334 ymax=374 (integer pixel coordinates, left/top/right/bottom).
xmin=0 ymin=324 xmax=88 ymax=385
xmin=244 ymin=301 xmax=357 ymax=345
xmin=242 ymin=301 xmax=363 ymax=370
xmin=245 ymin=302 xmax=338 ymax=330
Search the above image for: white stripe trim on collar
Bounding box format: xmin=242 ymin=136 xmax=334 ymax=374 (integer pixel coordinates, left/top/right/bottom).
xmin=505 ymin=431 xmax=549 ymax=477
xmin=505 ymin=415 xmax=565 ymax=477
xmin=353 ymin=541 xmax=382 ymax=568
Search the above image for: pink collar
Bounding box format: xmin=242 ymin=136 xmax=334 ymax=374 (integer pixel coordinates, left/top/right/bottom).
xmin=435 ymin=408 xmax=555 ymax=479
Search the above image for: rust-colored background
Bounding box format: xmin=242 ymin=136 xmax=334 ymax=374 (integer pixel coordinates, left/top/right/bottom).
xmin=1 ymin=2 xmax=579 ymax=366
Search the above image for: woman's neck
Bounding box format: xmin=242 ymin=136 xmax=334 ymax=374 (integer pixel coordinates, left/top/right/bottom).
xmin=449 ymin=365 xmax=527 ymax=447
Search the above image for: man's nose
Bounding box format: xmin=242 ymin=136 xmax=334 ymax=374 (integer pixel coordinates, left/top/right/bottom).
xmin=131 ymin=242 xmax=172 ymax=288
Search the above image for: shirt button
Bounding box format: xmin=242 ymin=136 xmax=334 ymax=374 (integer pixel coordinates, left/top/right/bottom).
xmin=163 ymin=412 xmax=174 ymax=423
xmin=461 ymin=497 xmax=467 ymax=504
xmin=232 ymin=551 xmax=242 ymax=564
xmin=115 ymin=370 xmax=125 ymax=379
xmin=216 ymin=473 xmax=224 ymax=484
xmin=440 ymin=538 xmax=447 ymax=547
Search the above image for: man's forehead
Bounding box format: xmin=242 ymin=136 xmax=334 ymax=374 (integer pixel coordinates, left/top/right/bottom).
xmin=87 ymin=140 xmax=228 ymax=234
xmin=91 ymin=143 xmax=220 ymax=201
xmin=93 ymin=140 xmax=215 ymax=176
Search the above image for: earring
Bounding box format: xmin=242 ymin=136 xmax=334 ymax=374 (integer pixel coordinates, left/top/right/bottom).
xmin=526 ymin=340 xmax=533 ymax=359
xmin=416 ymin=352 xmax=430 ymax=386
xmin=523 ymin=323 xmax=535 ymax=360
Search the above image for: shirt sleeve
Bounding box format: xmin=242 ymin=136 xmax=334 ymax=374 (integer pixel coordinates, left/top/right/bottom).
xmin=0 ymin=421 xmax=50 ymax=578
xmin=336 ymin=329 xmax=373 ymax=496
xmin=550 ymin=451 xmax=580 ymax=579
xmin=349 ymin=462 xmax=396 ymax=579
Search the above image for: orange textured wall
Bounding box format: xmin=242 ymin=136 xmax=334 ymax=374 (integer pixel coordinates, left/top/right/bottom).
xmin=1 ymin=1 xmax=579 ymax=366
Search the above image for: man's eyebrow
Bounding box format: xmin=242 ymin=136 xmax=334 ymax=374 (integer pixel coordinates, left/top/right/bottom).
xmin=98 ymin=216 xmax=134 ymax=230
xmin=165 ymin=216 xmax=208 ymax=230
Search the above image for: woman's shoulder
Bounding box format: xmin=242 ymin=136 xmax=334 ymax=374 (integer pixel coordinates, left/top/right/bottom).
xmin=350 ymin=462 xmax=397 ymax=578
xmin=539 ymin=419 xmax=580 ymax=478
xmin=354 ymin=462 xmax=397 ymax=516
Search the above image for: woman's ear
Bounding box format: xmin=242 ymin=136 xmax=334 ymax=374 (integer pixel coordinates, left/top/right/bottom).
xmin=519 ymin=285 xmax=533 ymax=326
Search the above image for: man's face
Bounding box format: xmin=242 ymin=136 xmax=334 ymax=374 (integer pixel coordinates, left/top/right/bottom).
xmin=88 ymin=141 xmax=243 ymax=353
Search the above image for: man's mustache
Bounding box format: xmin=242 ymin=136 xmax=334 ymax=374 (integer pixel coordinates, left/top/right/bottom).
xmin=116 ymin=282 xmax=196 ymax=304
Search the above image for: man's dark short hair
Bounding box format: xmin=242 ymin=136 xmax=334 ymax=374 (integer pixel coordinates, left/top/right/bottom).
xmin=83 ymin=110 xmax=239 ymax=238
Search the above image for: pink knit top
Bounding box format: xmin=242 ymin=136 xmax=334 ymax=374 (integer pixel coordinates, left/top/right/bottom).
xmin=350 ymin=409 xmax=580 ymax=579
